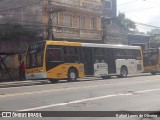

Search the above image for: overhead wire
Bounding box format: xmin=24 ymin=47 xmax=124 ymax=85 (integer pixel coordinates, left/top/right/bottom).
xmin=123 ymin=6 xmax=160 ymax=13
xmin=118 ymin=0 xmax=139 ymax=6
xmin=135 ymin=22 xmax=160 ymax=29
xmin=143 ymin=0 xmax=160 ymax=6
xmin=0 ymin=0 xmax=42 ymax=13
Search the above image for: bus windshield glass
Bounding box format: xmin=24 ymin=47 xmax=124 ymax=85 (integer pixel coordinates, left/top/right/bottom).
xmin=26 ymin=42 xmax=45 ymax=69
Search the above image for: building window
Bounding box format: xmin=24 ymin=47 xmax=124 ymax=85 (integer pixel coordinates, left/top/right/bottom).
xmin=63 ymin=13 xmax=72 ymax=27
xmin=105 ymin=0 xmax=112 ymax=9
xmin=90 ymin=17 xmax=97 ymax=29
xmin=78 ymin=16 xmax=85 ymax=29
xmin=52 ymin=13 xmax=58 ymax=25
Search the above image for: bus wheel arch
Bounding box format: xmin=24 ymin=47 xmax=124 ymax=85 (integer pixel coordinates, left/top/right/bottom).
xmin=67 ymin=67 xmax=78 ymax=82
xmin=119 ymin=65 xmax=128 ymax=78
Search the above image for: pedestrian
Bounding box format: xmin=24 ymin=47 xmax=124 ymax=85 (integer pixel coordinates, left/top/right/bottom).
xmin=20 ymin=61 xmax=26 ymax=80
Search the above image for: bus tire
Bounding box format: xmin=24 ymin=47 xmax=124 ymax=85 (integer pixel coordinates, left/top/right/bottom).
xmin=120 ymin=66 xmax=128 ymax=78
xmin=49 ymin=79 xmax=59 ymax=84
xmin=67 ymin=69 xmax=77 ymax=82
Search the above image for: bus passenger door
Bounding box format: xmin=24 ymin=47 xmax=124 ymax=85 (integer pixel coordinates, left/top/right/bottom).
xmin=82 ymin=48 xmax=94 ymax=76
xmin=106 ymin=49 xmax=116 ymax=74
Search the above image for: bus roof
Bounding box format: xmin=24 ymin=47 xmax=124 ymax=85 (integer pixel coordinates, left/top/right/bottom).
xmin=81 ymin=43 xmax=141 ymax=49
xmin=46 ymin=40 xmax=81 ymax=46
xmin=31 ymin=40 xmax=141 ymax=49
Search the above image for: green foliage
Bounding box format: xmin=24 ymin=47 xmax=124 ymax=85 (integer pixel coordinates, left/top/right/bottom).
xmin=0 ymin=23 xmax=39 ymax=41
xmin=116 ymin=12 xmax=136 ymax=32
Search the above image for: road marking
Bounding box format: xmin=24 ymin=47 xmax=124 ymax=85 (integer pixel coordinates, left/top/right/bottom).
xmin=0 ymin=79 xmax=160 ymax=98
xmin=18 ymin=88 xmax=160 ymax=111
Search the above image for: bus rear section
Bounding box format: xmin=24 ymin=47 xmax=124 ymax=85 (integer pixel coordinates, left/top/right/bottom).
xmin=143 ymin=48 xmax=160 ymax=75
xmin=81 ymin=43 xmax=143 ymax=78
xmin=26 ymin=41 xmax=85 ymax=82
xmin=114 ymin=48 xmax=143 ymax=77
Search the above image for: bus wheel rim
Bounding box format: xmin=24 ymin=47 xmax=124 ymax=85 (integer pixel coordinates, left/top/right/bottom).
xmin=122 ymin=68 xmax=127 ymax=77
xmin=70 ymin=72 xmax=76 ymax=80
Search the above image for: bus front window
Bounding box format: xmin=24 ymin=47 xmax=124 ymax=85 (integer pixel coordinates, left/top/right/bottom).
xmin=26 ymin=43 xmax=45 ymax=69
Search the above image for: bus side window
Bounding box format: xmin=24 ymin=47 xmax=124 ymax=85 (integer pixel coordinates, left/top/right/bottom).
xmin=47 ymin=49 xmax=62 ymax=62
xmin=94 ymin=48 xmax=105 ymax=63
xmin=95 ymin=59 xmax=99 ymax=63
xmin=134 ymin=50 xmax=141 ymax=60
xmin=63 ymin=47 xmax=79 ymax=63
xmin=115 ymin=49 xmax=125 ymax=59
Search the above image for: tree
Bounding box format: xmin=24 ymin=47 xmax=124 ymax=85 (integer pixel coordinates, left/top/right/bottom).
xmin=116 ymin=12 xmax=136 ymax=32
xmin=0 ymin=23 xmax=40 ymax=41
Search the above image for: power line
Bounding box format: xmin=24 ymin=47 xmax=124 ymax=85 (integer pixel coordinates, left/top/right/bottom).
xmin=144 ymin=0 xmax=160 ymax=6
xmin=118 ymin=0 xmax=139 ymax=6
xmin=136 ymin=22 xmax=160 ymax=29
xmin=0 ymin=13 xmax=43 ymax=16
xmin=0 ymin=24 xmax=44 ymax=31
xmin=0 ymin=0 xmax=41 ymax=6
xmin=0 ymin=0 xmax=13 ymax=4
xmin=1 ymin=19 xmax=45 ymax=25
xmin=0 ymin=1 xmax=42 ymax=13
xmin=122 ymin=5 xmax=159 ymax=13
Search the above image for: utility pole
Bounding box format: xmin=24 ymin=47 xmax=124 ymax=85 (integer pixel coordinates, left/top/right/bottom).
xmin=102 ymin=0 xmax=107 ymax=43
xmin=47 ymin=0 xmax=53 ymax=40
xmin=46 ymin=0 xmax=65 ymax=40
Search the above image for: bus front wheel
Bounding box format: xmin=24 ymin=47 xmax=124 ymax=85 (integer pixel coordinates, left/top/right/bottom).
xmin=67 ymin=69 xmax=77 ymax=82
xmin=119 ymin=66 xmax=128 ymax=78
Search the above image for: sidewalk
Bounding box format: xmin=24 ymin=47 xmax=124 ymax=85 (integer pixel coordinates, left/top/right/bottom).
xmin=0 ymin=80 xmax=50 ymax=88
xmin=0 ymin=77 xmax=102 ymax=88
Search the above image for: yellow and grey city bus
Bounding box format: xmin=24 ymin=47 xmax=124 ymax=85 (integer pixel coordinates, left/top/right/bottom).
xmin=26 ymin=40 xmax=143 ymax=83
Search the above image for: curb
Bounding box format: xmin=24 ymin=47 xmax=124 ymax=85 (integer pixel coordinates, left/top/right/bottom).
xmin=0 ymin=80 xmax=50 ymax=88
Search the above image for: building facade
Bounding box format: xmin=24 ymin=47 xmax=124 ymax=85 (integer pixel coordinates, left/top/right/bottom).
xmin=0 ymin=0 xmax=103 ymax=43
xmin=43 ymin=0 xmax=103 ymax=42
xmin=102 ymin=0 xmax=127 ymax=44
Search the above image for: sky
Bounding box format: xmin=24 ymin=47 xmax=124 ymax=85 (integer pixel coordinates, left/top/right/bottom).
xmin=117 ymin=0 xmax=160 ymax=33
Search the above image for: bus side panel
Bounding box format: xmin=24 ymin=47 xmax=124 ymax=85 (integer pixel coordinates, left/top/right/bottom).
xmin=47 ymin=64 xmax=85 ymax=79
xmin=116 ymin=59 xmax=143 ymax=75
xmin=115 ymin=59 xmax=130 ymax=75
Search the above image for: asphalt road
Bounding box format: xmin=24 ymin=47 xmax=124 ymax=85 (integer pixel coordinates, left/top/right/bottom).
xmin=0 ymin=75 xmax=160 ymax=120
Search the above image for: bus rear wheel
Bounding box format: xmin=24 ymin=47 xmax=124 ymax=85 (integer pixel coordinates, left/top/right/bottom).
xmin=67 ymin=69 xmax=77 ymax=82
xmin=120 ymin=66 xmax=128 ymax=78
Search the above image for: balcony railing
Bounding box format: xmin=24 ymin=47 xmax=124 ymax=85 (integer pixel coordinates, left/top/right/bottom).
xmin=51 ymin=0 xmax=103 ymax=14
xmin=53 ymin=26 xmax=102 ymax=40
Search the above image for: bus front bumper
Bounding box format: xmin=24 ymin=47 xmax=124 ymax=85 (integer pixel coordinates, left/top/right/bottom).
xmin=26 ymin=72 xmax=47 ymax=80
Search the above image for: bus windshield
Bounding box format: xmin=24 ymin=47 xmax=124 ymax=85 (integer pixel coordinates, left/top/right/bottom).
xmin=26 ymin=42 xmax=45 ymax=69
